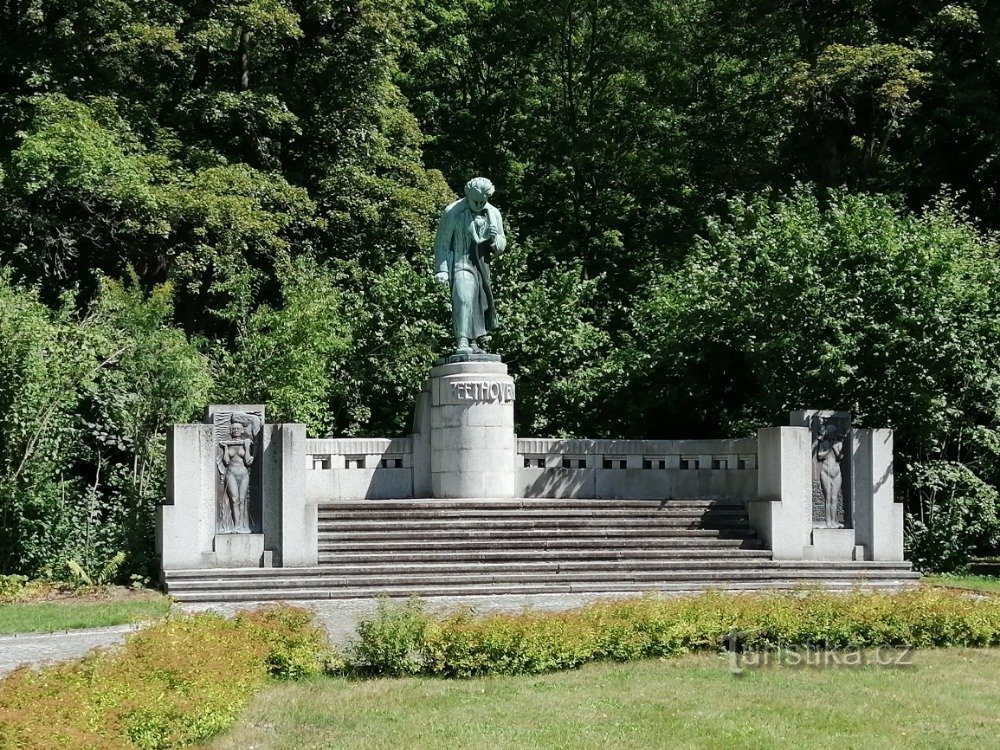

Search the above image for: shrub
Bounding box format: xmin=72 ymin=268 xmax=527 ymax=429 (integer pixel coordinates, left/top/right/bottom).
xmin=0 ymin=605 xmax=330 ymax=749
xmin=350 ymin=597 xmax=429 ymax=676
xmin=0 ymin=576 xmax=27 ymax=602
xmin=342 ymin=588 xmax=1000 ymax=679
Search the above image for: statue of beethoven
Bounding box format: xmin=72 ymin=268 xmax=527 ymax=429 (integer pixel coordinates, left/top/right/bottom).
xmin=433 ymin=177 xmax=507 ymax=354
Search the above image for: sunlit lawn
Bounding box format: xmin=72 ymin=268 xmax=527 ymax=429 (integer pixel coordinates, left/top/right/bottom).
xmin=0 ymin=596 xmax=171 ymax=634
xmin=924 ymin=574 xmax=1000 ymax=594
xmin=208 ymin=648 xmax=1000 ymax=750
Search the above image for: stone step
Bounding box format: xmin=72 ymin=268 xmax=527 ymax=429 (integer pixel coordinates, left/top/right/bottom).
xmin=317 ymin=537 xmax=766 ymax=552
xmin=315 ymin=549 xmax=774 ymax=564
xmin=318 ymin=527 xmax=758 ymax=541
xmin=163 ymin=560 xmax=915 ymax=580
xmin=318 ymin=508 xmax=749 ymax=521
xmin=319 ymin=518 xmax=749 ymax=536
xmin=317 ymin=499 xmax=745 ymax=511
xmin=165 ymin=567 xmax=918 ymax=592
xmin=291 ymin=560 xmax=902 ymax=576
xmin=166 ymin=577 xmax=920 ymax=602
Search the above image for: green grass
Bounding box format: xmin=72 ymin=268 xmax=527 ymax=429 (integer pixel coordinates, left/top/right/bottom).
xmin=207 ymin=649 xmax=1000 ymax=750
xmin=924 ymin=574 xmax=1000 ymax=594
xmin=0 ymin=596 xmax=171 ymax=634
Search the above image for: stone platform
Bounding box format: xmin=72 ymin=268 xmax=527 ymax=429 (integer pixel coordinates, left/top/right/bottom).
xmin=162 ymin=498 xmax=918 ymax=602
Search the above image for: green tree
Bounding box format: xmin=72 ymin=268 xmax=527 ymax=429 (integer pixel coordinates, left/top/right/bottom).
xmin=626 ymin=186 xmax=1000 ymax=569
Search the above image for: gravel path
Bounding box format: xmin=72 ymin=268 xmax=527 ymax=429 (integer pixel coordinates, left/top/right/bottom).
xmin=0 ymin=624 xmax=140 ymax=676
xmin=0 ymin=591 xmax=646 ymax=675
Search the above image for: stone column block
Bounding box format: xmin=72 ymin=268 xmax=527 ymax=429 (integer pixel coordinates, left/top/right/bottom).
xmin=280 ymin=423 xmax=318 ymax=567
xmin=749 ymin=426 xmax=813 ymax=560
xmin=428 ymin=360 xmax=517 ymax=498
xmin=156 ymin=424 xmax=217 ymax=571
xmin=852 ymin=428 xmax=904 ymax=561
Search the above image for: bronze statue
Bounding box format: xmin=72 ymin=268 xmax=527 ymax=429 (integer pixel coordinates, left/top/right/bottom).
xmin=433 ymin=177 xmax=507 ymax=354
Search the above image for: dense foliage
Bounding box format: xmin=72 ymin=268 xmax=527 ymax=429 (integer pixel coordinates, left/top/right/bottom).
xmin=0 ymin=605 xmax=330 ymax=749
xmin=1 ymin=0 xmax=998 ymax=574
xmin=345 ymin=589 xmax=1000 ymax=678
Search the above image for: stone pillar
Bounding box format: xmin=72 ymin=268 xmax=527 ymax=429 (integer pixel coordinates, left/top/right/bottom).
xmin=427 ymin=359 xmax=517 ymax=498
xmin=852 ymin=428 xmax=904 ymax=561
xmin=748 ymin=426 xmax=813 ymax=559
xmin=278 ymin=423 xmax=318 ymax=567
xmin=156 ymin=424 xmax=217 ymax=570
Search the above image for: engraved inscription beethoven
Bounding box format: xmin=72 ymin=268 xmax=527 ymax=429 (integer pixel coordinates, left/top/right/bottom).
xmin=449 ymin=380 xmax=515 ymax=403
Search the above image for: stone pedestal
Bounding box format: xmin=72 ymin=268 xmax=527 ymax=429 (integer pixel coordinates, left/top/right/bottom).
xmin=426 ymin=360 xmax=517 ymax=498
xmin=803 ymin=528 xmax=863 ymax=561
xmin=213 ymin=533 xmax=264 ymax=568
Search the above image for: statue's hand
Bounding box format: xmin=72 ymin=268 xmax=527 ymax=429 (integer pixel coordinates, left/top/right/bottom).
xmin=434 ymin=272 xmax=449 ymax=284
xmin=486 ymin=225 xmax=499 ymax=242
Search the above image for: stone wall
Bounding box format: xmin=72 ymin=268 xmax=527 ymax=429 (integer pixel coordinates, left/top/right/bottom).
xmin=305 ymin=437 xmax=414 ymax=501
xmin=300 ymin=435 xmax=758 ymax=502
xmin=517 ymin=438 xmax=758 ymax=500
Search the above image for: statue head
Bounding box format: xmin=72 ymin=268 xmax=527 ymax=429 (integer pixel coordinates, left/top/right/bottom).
xmin=464 ymin=177 xmax=495 ymax=212
xmin=230 ymin=421 xmax=245 ymax=438
xmin=819 ymin=421 xmax=842 ymax=441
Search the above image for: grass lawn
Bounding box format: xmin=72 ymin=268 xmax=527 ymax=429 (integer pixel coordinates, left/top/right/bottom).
xmin=207 ymin=648 xmax=1000 ymax=750
xmin=0 ymin=595 xmax=171 ymax=634
xmin=924 ymin=574 xmax=1000 ymax=594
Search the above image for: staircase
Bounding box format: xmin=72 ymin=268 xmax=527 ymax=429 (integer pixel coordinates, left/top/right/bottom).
xmin=163 ymin=499 xmax=920 ymax=602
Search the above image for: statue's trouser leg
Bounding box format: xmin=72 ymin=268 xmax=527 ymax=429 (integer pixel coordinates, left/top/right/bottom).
xmin=452 ymin=269 xmax=477 ymax=343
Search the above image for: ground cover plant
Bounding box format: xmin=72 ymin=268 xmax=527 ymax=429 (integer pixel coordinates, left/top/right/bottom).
xmin=208 ymin=648 xmax=1000 ymax=750
xmin=0 ymin=605 xmax=330 ymax=749
xmin=343 ymin=588 xmax=1000 ymax=678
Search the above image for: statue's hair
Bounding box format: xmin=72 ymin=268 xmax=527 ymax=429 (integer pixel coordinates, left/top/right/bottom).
xmin=464 ymin=176 xmax=495 ymax=199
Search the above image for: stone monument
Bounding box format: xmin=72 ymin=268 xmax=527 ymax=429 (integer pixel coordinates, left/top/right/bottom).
xmin=413 ymin=176 xmax=517 ymax=498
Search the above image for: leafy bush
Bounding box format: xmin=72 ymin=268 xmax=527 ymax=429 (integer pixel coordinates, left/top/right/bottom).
xmin=0 ymin=273 xmax=211 ymax=582
xmin=0 ymin=576 xmax=27 ymax=602
xmin=625 ymin=188 xmax=1000 ymax=571
xmin=342 ymin=589 xmax=1000 ymax=678
xmin=350 ymin=597 xmax=429 ymax=677
xmin=0 ymin=605 xmax=330 ymax=749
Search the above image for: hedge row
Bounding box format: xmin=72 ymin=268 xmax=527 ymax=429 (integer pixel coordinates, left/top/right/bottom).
xmin=345 ymin=588 xmax=1000 ymax=678
xmin=0 ymin=606 xmax=330 ymax=749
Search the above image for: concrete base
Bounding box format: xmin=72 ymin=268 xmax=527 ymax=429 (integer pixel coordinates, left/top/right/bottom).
xmin=213 ymin=534 xmax=264 ymax=568
xmin=803 ymin=528 xmax=863 ymax=561
xmin=427 ymin=360 xmax=517 ymax=498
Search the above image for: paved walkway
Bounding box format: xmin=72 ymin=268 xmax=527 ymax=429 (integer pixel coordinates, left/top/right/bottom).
xmin=0 ymin=591 xmax=647 ymax=675
xmin=0 ymin=624 xmax=139 ymax=676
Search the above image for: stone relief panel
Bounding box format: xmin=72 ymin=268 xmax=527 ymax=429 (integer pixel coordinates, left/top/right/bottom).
xmin=213 ymin=410 xmax=264 ymax=534
xmin=808 ymin=415 xmax=851 ymax=528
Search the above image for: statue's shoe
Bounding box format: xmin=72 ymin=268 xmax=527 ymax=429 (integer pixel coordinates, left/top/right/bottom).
xmin=456 ymin=346 xmax=474 ymax=355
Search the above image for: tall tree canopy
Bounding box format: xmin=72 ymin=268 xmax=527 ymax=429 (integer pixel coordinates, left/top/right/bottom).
xmin=1 ymin=0 xmax=998 ymax=576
